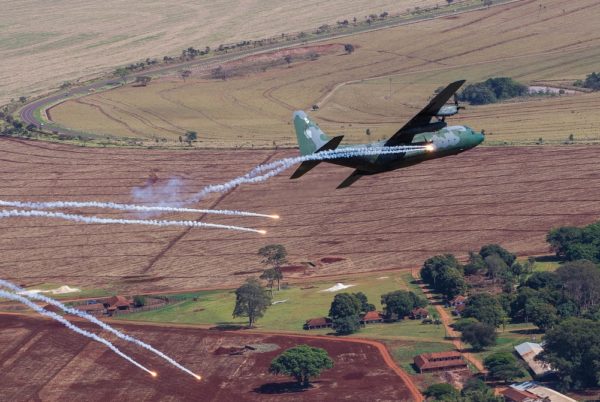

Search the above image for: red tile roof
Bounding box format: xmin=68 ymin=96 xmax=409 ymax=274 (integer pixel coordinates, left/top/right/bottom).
xmin=411 ymin=307 xmax=429 ymax=316
xmin=76 ymin=303 xmax=105 ymax=312
xmin=451 ymin=295 xmax=467 ymax=304
xmin=106 ymin=295 xmax=132 ymax=308
xmin=501 ymin=387 xmax=542 ymax=402
xmin=362 ymin=311 xmax=383 ymax=321
xmin=414 ymin=351 xmax=467 ymax=371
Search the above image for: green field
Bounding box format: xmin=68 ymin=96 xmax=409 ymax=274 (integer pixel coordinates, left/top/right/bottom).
xmin=116 ymin=273 xmax=449 ymax=342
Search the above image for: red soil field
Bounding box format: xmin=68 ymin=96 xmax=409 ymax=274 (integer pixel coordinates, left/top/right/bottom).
xmin=1 ymin=138 xmax=600 ymax=291
xmin=0 ymin=314 xmax=414 ymax=401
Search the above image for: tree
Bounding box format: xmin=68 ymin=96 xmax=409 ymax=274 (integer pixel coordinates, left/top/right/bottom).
xmin=329 ymin=293 xmax=361 ymax=334
xmin=260 ymin=268 xmax=282 ymax=293
xmin=484 ymin=352 xmax=524 ymax=383
xmin=420 ymin=254 xmax=466 ymax=299
xmin=556 ymin=260 xmax=600 ymax=313
xmin=484 ymin=254 xmax=509 ymax=282
xmin=424 ymin=383 xmax=460 ymax=400
xmin=462 ymin=293 xmax=506 ymax=327
xmin=479 ymin=244 xmax=516 ymax=266
xmin=540 ymin=318 xmax=600 ymax=389
xmin=132 ymin=295 xmax=146 ymax=307
xmin=527 ymin=301 xmax=558 ymax=331
xmin=180 ymin=70 xmax=192 ymax=81
xmin=333 ymin=315 xmax=360 ymax=335
xmin=269 ymin=345 xmax=333 ymax=386
xmin=344 ymin=44 xmax=355 ymax=54
xmin=381 ymin=290 xmax=426 ymax=320
xmin=135 ymin=76 xmax=151 ymax=86
xmin=283 ymin=55 xmax=292 ymax=65
xmin=464 ymin=251 xmax=485 ymax=275
xmin=461 ymin=378 xmax=502 ymax=402
xmin=353 ymin=291 xmax=375 ymax=313
xmin=546 ymin=226 xmax=584 ymax=258
xmin=114 ymin=67 xmax=128 ymax=82
xmin=460 ymin=322 xmax=497 ymax=351
xmin=184 ymin=130 xmax=197 ymax=145
xmin=258 ymin=244 xmax=287 ymax=291
xmin=232 ymin=278 xmax=271 ymax=327
xmin=582 ymin=71 xmax=600 ymax=90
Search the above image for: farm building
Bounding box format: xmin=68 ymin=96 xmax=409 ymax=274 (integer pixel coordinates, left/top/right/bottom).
xmin=514 ymin=342 xmax=553 ymax=377
xmin=510 ymin=382 xmax=576 ymax=402
xmin=501 ymin=387 xmax=545 ymax=402
xmin=303 ymin=317 xmax=333 ymax=330
xmin=452 ymin=303 xmax=466 ymax=316
xmin=409 ymin=307 xmax=429 ymax=320
xmin=104 ymin=295 xmax=133 ymax=315
xmin=449 ymin=295 xmax=467 ymax=306
xmin=413 ymin=351 xmax=467 ymax=373
xmin=360 ymin=311 xmax=384 ymax=324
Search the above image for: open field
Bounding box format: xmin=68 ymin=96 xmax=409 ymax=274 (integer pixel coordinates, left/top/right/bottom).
xmin=116 ymin=273 xmax=446 ymax=341
xmin=1 ymin=138 xmax=600 ymax=293
xmin=0 ymin=0 xmax=438 ymax=104
xmin=0 ymin=314 xmax=415 ymax=401
xmin=50 ymin=0 xmax=600 ymax=146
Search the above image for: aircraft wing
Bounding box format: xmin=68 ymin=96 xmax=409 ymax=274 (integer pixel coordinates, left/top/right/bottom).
xmin=384 ymin=80 xmax=466 ymax=146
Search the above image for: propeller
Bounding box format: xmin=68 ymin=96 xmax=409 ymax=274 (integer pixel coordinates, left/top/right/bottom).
xmin=453 ymin=93 xmax=465 ymax=111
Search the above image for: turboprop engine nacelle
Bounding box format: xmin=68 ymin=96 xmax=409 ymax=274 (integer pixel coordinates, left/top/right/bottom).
xmin=437 ymin=105 xmax=459 ymax=117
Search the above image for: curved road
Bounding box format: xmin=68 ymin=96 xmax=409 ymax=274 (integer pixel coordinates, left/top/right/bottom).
xmin=19 ymin=0 xmax=518 ymax=139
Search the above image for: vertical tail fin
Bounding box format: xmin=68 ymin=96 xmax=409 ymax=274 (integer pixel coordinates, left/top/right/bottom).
xmin=293 ymin=111 xmax=332 ymax=156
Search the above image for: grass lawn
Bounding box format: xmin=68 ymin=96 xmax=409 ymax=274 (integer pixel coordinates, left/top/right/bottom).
xmin=115 ymin=273 xmax=447 ymax=341
xmin=386 ymin=340 xmax=455 ymax=374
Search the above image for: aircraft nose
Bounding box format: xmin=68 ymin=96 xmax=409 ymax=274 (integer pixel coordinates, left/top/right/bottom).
xmin=476 ymin=131 xmax=485 ymax=144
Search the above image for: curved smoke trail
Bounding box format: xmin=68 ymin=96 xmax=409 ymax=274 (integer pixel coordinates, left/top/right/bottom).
xmin=0 ymin=289 xmax=156 ymax=377
xmin=186 ymin=145 xmax=427 ymax=202
xmin=0 ymin=145 xmax=423 ymax=230
xmin=0 ymin=279 xmax=201 ymax=380
xmin=0 ymin=209 xmax=266 ymax=234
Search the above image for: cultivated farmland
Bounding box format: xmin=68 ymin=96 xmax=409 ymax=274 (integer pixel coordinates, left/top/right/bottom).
xmin=1 ymin=138 xmax=599 ymax=292
xmin=0 ymin=314 xmax=415 ymax=401
xmin=0 ymin=0 xmax=436 ymax=104
xmin=50 ymin=0 xmax=600 ymax=146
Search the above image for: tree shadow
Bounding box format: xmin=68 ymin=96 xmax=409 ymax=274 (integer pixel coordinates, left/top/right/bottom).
xmin=534 ymin=255 xmax=561 ymax=263
xmin=254 ymin=381 xmax=313 ymax=394
xmin=510 ymin=328 xmax=543 ymax=335
xmin=209 ymin=322 xmax=248 ymax=331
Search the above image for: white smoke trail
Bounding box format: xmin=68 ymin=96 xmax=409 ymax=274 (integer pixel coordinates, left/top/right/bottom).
xmin=187 ymin=145 xmax=427 ymax=202
xmin=0 ymin=279 xmax=201 ymax=380
xmin=0 ymin=200 xmax=278 ymax=219
xmin=0 ymin=145 xmax=423 ymax=230
xmin=0 ymin=289 xmax=156 ymax=377
xmin=0 ymin=209 xmax=266 ymax=234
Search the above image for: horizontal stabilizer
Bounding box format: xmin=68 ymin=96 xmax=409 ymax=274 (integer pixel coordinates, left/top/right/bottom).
xmin=337 ymin=169 xmax=366 ymax=189
xmin=290 ymin=135 xmax=344 ymax=179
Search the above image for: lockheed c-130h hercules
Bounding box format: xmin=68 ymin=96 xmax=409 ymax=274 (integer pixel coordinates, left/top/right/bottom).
xmin=290 ymin=80 xmax=485 ymax=188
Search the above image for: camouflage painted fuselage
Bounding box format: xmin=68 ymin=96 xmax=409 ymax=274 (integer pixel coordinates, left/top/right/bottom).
xmin=331 ymin=126 xmax=484 ymax=174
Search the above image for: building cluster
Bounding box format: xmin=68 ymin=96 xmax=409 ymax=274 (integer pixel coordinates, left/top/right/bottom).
xmin=303 ymin=308 xmax=430 ymax=330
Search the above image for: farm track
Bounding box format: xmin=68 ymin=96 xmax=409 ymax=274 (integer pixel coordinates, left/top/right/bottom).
xmin=1 ymin=139 xmax=599 ymax=292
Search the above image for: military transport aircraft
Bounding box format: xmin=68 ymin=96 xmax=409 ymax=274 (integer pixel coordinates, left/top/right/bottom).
xmin=290 ymin=80 xmax=484 ymax=188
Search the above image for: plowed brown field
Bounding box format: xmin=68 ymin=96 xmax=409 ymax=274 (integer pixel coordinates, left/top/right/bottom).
xmin=0 ymin=314 xmax=415 ymax=401
xmin=1 ymin=138 xmax=599 ymax=292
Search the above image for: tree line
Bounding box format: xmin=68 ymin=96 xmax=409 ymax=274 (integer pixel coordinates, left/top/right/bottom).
xmin=419 ymin=221 xmax=600 ymax=390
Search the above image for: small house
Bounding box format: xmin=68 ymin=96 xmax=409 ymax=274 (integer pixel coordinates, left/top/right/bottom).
xmin=410 ymin=307 xmax=429 ymax=320
xmin=449 ymin=295 xmax=467 ymax=306
xmin=501 ymin=387 xmax=545 ymax=402
xmin=303 ymin=317 xmax=333 ymax=330
xmin=360 ymin=311 xmax=384 ymax=324
xmin=104 ymin=295 xmax=133 ymax=315
xmin=413 ymin=351 xmax=468 ymax=373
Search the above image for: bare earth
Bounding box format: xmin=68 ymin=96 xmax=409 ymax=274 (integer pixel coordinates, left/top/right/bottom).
xmin=0 ymin=0 xmax=437 ymax=103
xmin=1 ymin=138 xmax=599 ymax=292
xmin=0 ymin=314 xmax=414 ymax=401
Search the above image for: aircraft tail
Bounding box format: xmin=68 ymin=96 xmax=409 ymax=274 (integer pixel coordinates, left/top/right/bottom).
xmin=293 ymin=111 xmax=333 ymax=156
